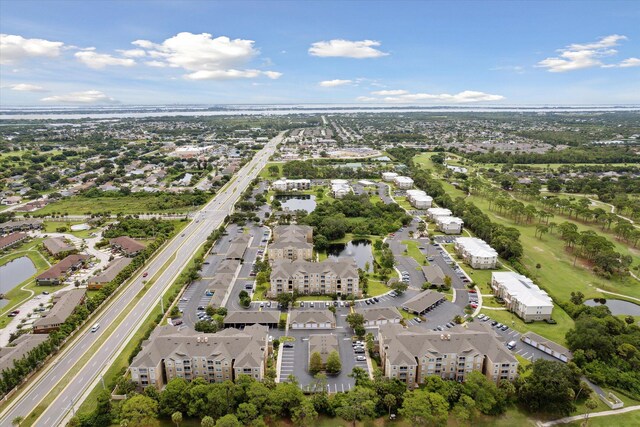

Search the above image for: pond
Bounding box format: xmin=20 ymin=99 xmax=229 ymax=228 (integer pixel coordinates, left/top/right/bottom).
xmin=584 ymin=299 xmax=640 ymax=316
xmin=326 ymin=239 xmax=374 ymax=272
xmin=275 ymin=194 xmax=316 ymax=213
xmin=0 ymin=256 xmax=37 ymax=295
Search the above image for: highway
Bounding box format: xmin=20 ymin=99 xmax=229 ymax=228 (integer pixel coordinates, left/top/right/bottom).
xmin=0 ymin=132 xmax=283 ymax=427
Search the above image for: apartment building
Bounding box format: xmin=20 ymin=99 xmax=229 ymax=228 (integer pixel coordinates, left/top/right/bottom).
xmin=43 ymin=237 xmax=76 ymax=257
xmin=0 ymin=232 xmax=28 ymax=251
xmin=491 ymin=272 xmax=553 ymax=321
xmin=110 ymin=236 xmax=145 ymax=257
xmin=426 ymin=207 xmax=452 ymax=221
xmin=271 ymin=178 xmax=311 ymax=192
xmin=36 ymin=254 xmax=90 ymax=285
xmin=88 ymin=257 xmax=132 ymax=290
xmin=378 ymin=323 xmax=518 ymax=386
xmin=454 ymin=237 xmax=498 ymax=269
xmin=269 ymin=258 xmax=360 ymax=297
xmin=394 ymin=176 xmax=414 ymax=189
xmin=330 ymin=179 xmax=352 ymax=198
xmin=406 ymin=190 xmax=433 ymax=209
xmin=0 ymin=219 xmax=43 ymax=234
xmin=33 ymin=289 xmax=86 ymax=333
xmin=435 ymin=216 xmax=464 ymax=235
xmin=268 ymin=225 xmax=313 ymax=262
xmin=130 ymin=324 xmax=269 ymax=389
xmin=381 ymin=172 xmax=398 ymax=182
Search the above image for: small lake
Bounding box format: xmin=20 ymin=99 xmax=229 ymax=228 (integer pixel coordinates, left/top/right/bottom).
xmin=327 ymin=239 xmax=374 ymax=272
xmin=585 ymin=299 xmax=640 ymax=316
xmin=0 ymin=256 xmax=37 ymax=295
xmin=275 ymin=194 xmax=317 ymax=213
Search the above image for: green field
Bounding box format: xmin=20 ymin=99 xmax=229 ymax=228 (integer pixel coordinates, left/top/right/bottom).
xmin=36 ymin=195 xmax=203 ymax=215
xmin=401 ymin=240 xmax=428 ymax=266
xmin=259 ymin=162 xmax=283 ymax=179
xmin=43 ymin=220 xmax=97 ymax=239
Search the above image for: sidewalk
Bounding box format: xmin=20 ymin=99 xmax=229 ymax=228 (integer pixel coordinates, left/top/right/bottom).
xmin=538 ymin=405 xmax=640 ymax=426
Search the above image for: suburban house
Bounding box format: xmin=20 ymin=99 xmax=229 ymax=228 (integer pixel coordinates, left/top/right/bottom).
xmin=406 ymin=189 xmax=433 ymax=209
xmin=110 ymin=236 xmax=145 ymax=257
xmin=223 ymin=311 xmax=280 ymax=329
xmin=268 ymin=225 xmax=313 ymax=262
xmin=36 ymin=254 xmax=90 ymax=285
xmin=378 ymin=323 xmax=519 ymax=386
xmin=454 ymin=237 xmax=498 ymax=269
xmin=401 ymin=290 xmax=446 ymax=315
xmin=33 ymin=289 xmax=86 ymax=333
xmin=308 ymin=334 xmax=339 ymax=368
xmin=0 ymin=334 xmax=49 ymax=372
xmin=491 ymin=272 xmax=554 ymax=321
xmin=43 ymin=237 xmax=77 ymax=257
xmin=381 ymin=172 xmax=398 ymax=182
xmin=357 ymin=306 xmax=402 ymax=327
xmin=0 ymin=219 xmax=43 ymax=234
xmin=0 ymin=232 xmax=28 ymax=251
xmin=394 ymin=176 xmax=414 ymax=189
xmin=435 ymin=216 xmax=464 ymax=234
xmin=426 ymin=207 xmax=453 ymax=221
xmin=87 ymin=257 xmax=132 ymax=289
xmin=269 ymin=258 xmax=360 ymax=297
xmin=289 ymin=310 xmax=336 ymax=329
xmin=271 ymin=178 xmax=311 ymax=191
xmin=330 ymin=179 xmax=352 ymax=198
xmin=130 ymin=324 xmax=269 ymax=389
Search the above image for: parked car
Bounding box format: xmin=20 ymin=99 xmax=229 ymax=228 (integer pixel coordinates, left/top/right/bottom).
xmin=356 ymin=355 xmax=367 ymax=362
xmin=491 ymin=320 xmax=498 ymax=326
xmin=354 ymin=348 xmax=365 ymax=354
xmin=373 ymin=297 xmax=379 ymax=302
xmin=283 ymin=343 xmax=294 ymax=348
xmin=42 ymin=291 xmax=49 ymax=295
xmin=365 ymin=300 xmax=371 ymax=305
xmin=310 ymin=302 xmax=314 ymax=307
xmin=500 ymin=325 xmax=509 ymax=331
xmin=414 ymin=317 xmax=422 ymax=323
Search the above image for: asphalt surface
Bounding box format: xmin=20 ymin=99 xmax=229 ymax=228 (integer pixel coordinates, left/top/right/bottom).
xmin=0 ymin=132 xmax=284 ymax=427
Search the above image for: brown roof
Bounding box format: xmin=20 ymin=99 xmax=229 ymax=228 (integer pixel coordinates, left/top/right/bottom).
xmin=89 ymin=257 xmax=132 ymax=284
xmin=402 ymin=290 xmax=446 ymax=313
xmin=37 ymin=254 xmax=90 ymax=280
xmin=43 ymin=237 xmax=76 ymax=255
xmin=110 ymin=236 xmax=145 ymax=253
xmin=0 ymin=232 xmax=27 ymax=248
xmin=34 ymin=289 xmax=86 ymax=329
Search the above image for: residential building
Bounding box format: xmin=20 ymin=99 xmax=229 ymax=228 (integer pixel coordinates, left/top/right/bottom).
xmin=0 ymin=219 xmax=43 ymax=234
xmin=401 ymin=290 xmax=446 ymax=315
xmin=381 ymin=172 xmax=398 ymax=182
xmin=422 ymin=265 xmax=446 ymax=287
xmin=223 ymin=311 xmax=280 ymax=329
xmin=426 ymin=208 xmax=452 ymax=221
xmin=269 ymin=258 xmax=360 ymax=297
xmin=491 ymin=272 xmax=553 ymax=321
xmin=110 ymin=236 xmax=145 ymax=257
xmin=406 ymin=189 xmax=433 ymax=209
xmin=226 ymin=234 xmax=250 ymax=260
xmin=330 ymin=179 xmax=351 ymax=198
xmin=43 ymin=237 xmax=76 ymax=257
xmin=36 ymin=254 xmax=90 ymax=285
xmin=130 ymin=324 xmax=269 ymax=389
xmin=357 ymin=306 xmax=402 ymax=327
xmin=454 ymin=237 xmax=498 ymax=269
xmin=0 ymin=334 xmax=49 ymax=372
xmin=33 ymin=289 xmax=86 ymax=333
xmin=268 ymin=225 xmax=313 ymax=262
xmin=394 ymin=176 xmax=414 ymax=189
xmin=435 ymin=216 xmax=464 ymax=234
xmin=88 ymin=257 xmax=132 ymax=289
xmin=289 ymin=310 xmax=336 ymax=329
xmin=0 ymin=232 xmax=28 ymax=251
xmin=271 ymin=178 xmax=311 ymax=191
xmin=308 ymin=334 xmax=339 ymax=367
xmin=378 ymin=323 xmax=518 ymax=386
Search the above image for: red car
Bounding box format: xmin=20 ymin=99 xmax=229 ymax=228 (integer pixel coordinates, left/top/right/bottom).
xmin=142 ymin=272 xmax=149 ymax=278
xmin=468 ymin=289 xmax=477 ymax=293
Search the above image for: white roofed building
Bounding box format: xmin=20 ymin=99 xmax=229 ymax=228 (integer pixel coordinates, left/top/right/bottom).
xmin=435 ymin=216 xmax=464 ymax=235
xmin=454 ymin=237 xmax=498 ymax=269
xmin=330 ymin=179 xmax=351 ymax=199
xmin=491 ymin=272 xmax=553 ymax=322
xmin=394 ymin=176 xmax=414 ymax=189
xmin=426 ymin=207 xmax=452 ymax=220
xmin=382 ymin=172 xmax=398 ymax=182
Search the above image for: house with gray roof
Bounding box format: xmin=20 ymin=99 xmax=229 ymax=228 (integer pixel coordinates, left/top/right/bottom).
xmin=43 ymin=237 xmax=77 ymax=257
xmin=88 ymin=257 xmax=132 ymax=289
xmin=0 ymin=334 xmax=48 ymax=372
xmin=356 ymin=306 xmax=402 ymax=327
xmin=308 ymin=334 xmax=339 ymax=367
xmin=289 ymin=310 xmax=336 ymax=329
xmin=269 ymin=258 xmax=360 ymax=297
xmin=33 ymin=289 xmax=86 ymax=333
xmin=401 ymin=290 xmax=446 ymax=315
xmin=226 ymin=234 xmax=250 ymax=260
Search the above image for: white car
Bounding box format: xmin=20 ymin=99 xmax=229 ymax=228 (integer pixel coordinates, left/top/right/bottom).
xmin=356 ymin=355 xmax=366 ymax=362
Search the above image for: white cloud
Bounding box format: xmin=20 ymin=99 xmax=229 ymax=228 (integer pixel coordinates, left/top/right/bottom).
xmin=0 ymin=34 xmax=64 ymax=64
xmin=41 ymin=90 xmax=117 ymax=104
xmin=309 ymin=39 xmax=389 ymax=58
xmin=5 ymin=83 xmax=47 ymax=92
xmin=490 ymin=65 xmax=525 ymax=74
xmin=132 ymin=32 xmax=280 ymax=80
xmin=74 ymin=51 xmax=136 ymax=69
xmin=117 ymin=48 xmax=146 ymax=58
xmin=358 ymin=90 xmax=504 ymax=104
xmin=618 ymin=57 xmax=640 ymax=68
xmin=537 ymin=34 xmax=637 ymax=72
xmin=356 ymin=96 xmax=377 ymax=102
xmin=371 ymin=89 xmax=408 ymax=96
xmin=319 ymin=79 xmax=352 ymax=87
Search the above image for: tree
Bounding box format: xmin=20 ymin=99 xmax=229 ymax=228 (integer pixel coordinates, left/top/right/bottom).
xmin=236 ymin=403 xmax=258 ymax=425
xmin=346 ymin=312 xmax=365 ymax=330
xmin=518 ymin=360 xmax=581 ymax=415
xmin=201 ymin=416 xmax=215 ymax=427
xmin=309 ymin=352 xmax=323 ymax=374
xmin=291 ymin=397 xmax=318 ymax=427
xmin=335 ymin=387 xmax=378 ymax=427
xmin=399 ymin=389 xmax=449 ymax=426
xmin=326 ymin=351 xmax=342 ymax=374
xmin=584 ymin=398 xmax=599 ymax=423
xmin=268 ymin=165 xmax=280 ymax=177
xmin=121 ymin=394 xmax=159 ymax=427
xmin=11 ymin=416 xmax=24 ymax=427
xmin=452 ymin=395 xmax=476 ymax=424
xmin=383 ymin=393 xmax=397 ymax=416
xmin=215 ymin=414 xmax=242 ymax=427
xmin=443 ymin=275 xmax=452 ymax=288
xmin=391 ymin=280 xmax=408 ymax=295
xmin=172 ymin=412 xmax=183 ymax=427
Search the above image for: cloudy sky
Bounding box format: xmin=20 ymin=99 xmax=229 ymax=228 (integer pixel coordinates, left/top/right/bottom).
xmin=1 ymin=0 xmax=639 ymax=105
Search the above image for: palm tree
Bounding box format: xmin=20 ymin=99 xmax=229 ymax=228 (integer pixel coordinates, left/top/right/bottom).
xmin=172 ymin=412 xmax=183 ymax=427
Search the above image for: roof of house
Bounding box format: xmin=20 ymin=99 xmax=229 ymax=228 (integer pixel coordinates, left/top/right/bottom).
xmin=422 ymin=265 xmax=446 ymax=285
xmin=34 ymin=289 xmax=86 ymax=329
xmin=224 ymin=310 xmax=280 ymax=324
xmin=455 ymin=237 xmax=498 ymax=258
xmin=43 ymin=237 xmax=76 ymax=255
xmin=0 ymin=232 xmax=27 ymax=248
xmin=226 ymin=234 xmax=250 ymax=259
xmin=522 ymin=331 xmax=572 ymax=357
xmin=0 ymin=219 xmax=43 ymax=229
xmin=89 ymin=257 xmax=133 ymax=284
xmin=216 ymin=259 xmax=240 ymax=275
xmin=271 ymin=258 xmax=359 ymax=280
xmin=308 ymin=334 xmax=339 ymax=361
xmin=110 ymin=236 xmax=145 ymax=253
xmin=36 ymin=254 xmax=90 ymax=280
xmin=289 ymin=310 xmax=335 ymax=325
xmin=427 ymin=207 xmax=452 ymax=216
xmin=379 ymin=322 xmax=517 ymax=366
xmin=436 ymin=216 xmax=464 ymax=226
xmin=492 ymin=272 xmax=553 ymax=308
xmin=402 ymin=290 xmax=446 ymax=313
xmin=357 ymin=306 xmax=402 ymax=323
xmin=0 ymin=334 xmax=49 ymax=372
xmin=270 ymin=225 xmax=313 ymax=250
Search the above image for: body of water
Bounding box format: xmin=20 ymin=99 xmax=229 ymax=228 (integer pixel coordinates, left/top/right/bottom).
xmin=275 ymin=194 xmax=317 ymax=213
xmin=0 ymin=256 xmax=37 ymax=295
xmin=584 ymin=299 xmax=640 ymax=316
xmin=326 ymin=239 xmax=374 ymax=272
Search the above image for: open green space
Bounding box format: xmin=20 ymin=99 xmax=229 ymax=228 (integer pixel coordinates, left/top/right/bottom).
xmin=36 ymin=194 xmax=207 ymax=215
xmin=43 ymin=220 xmax=97 ymax=239
xmin=479 ymin=306 xmax=573 ymax=346
xmin=400 ymin=239 xmax=427 ymax=266
xmin=259 ymin=162 xmax=283 ymax=179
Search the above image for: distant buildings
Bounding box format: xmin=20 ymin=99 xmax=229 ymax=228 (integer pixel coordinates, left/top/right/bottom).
xmin=406 ymin=189 xmax=433 ymax=209
xmin=0 ymin=232 xmax=28 ymax=251
xmin=435 ymin=216 xmax=464 ymax=235
xmin=491 ymin=272 xmax=553 ymax=322
xmin=33 ymin=289 xmax=86 ymax=333
xmin=271 ymin=178 xmax=311 ymax=192
xmin=426 ymin=207 xmax=453 ymax=221
xmin=268 ymin=225 xmax=313 ymax=262
xmin=36 ymin=254 xmax=90 ymax=285
xmin=110 ymin=236 xmax=145 ymax=257
xmin=130 ymin=324 xmax=269 ymax=389
xmin=382 ymin=172 xmax=398 ymax=182
xmin=454 ymin=237 xmax=498 ymax=269
xmin=378 ymin=323 xmax=518 ymax=386
xmin=330 ymin=179 xmax=352 ymax=198
xmin=0 ymin=219 xmax=43 ymax=234
xmin=394 ymin=176 xmax=414 ymax=189
xmin=270 ymin=258 xmax=360 ymax=297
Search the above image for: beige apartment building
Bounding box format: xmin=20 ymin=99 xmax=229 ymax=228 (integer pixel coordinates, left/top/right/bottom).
xmin=268 ymin=225 xmax=313 ymax=262
xmin=130 ymin=324 xmax=269 ymax=389
xmin=269 ymin=258 xmax=360 ymax=297
xmin=378 ymin=323 xmax=518 ymax=386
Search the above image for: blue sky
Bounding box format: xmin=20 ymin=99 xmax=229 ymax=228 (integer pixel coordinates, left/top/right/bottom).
xmin=1 ymin=0 xmax=639 ymax=105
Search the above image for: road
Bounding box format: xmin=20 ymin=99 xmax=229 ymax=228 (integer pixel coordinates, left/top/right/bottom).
xmin=0 ymin=132 xmax=283 ymax=427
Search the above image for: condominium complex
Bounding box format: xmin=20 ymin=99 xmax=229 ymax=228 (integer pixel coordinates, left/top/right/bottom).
xmin=271 ymin=178 xmax=311 ymax=192
xmin=378 ymin=323 xmax=518 ymax=386
xmin=426 ymin=207 xmax=452 ymax=221
xmin=406 ymin=189 xmax=433 ymax=209
xmin=269 ymin=258 xmax=360 ymax=297
xmin=394 ymin=176 xmax=414 ymax=189
xmin=381 ymin=172 xmax=398 ymax=182
xmin=454 ymin=237 xmax=498 ymax=269
xmin=330 ymin=179 xmax=352 ymax=198
xmin=33 ymin=289 xmax=86 ymax=333
xmin=435 ymin=216 xmax=464 ymax=234
xmin=130 ymin=324 xmax=269 ymax=389
xmin=268 ymin=225 xmax=313 ymax=262
xmin=491 ymin=272 xmax=553 ymax=321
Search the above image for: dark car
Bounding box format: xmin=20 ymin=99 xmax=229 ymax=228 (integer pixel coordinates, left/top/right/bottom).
xmin=283 ymin=343 xmax=294 ymax=348
xmin=500 ymin=325 xmax=509 ymax=331
xmin=491 ymin=320 xmax=498 ymax=326
xmin=373 ymin=297 xmax=379 ymax=302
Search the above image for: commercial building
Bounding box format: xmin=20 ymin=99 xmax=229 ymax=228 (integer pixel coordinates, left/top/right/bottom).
xmin=381 ymin=172 xmax=398 ymax=182
xmin=88 ymin=257 xmax=133 ymax=289
xmin=426 ymin=208 xmax=453 ymax=221
xmin=270 ymin=258 xmax=360 ymax=297
xmin=357 ymin=306 xmax=402 ymax=327
xmin=33 ymin=289 xmax=86 ymax=333
xmin=268 ymin=225 xmax=313 ymax=262
xmin=271 ymin=178 xmax=311 ymax=192
xmin=130 ymin=324 xmax=269 ymax=389
xmin=43 ymin=237 xmax=76 ymax=257
xmin=491 ymin=272 xmax=553 ymax=322
xmin=36 ymin=254 xmax=90 ymax=285
xmin=289 ymin=310 xmax=336 ymax=329
xmin=454 ymin=237 xmax=498 ymax=269
xmin=330 ymin=179 xmax=351 ymax=198
xmin=110 ymin=236 xmax=145 ymax=257
xmin=308 ymin=334 xmax=339 ymax=367
xmin=406 ymin=190 xmax=433 ymax=209
xmin=401 ymin=290 xmax=446 ymax=315
xmin=394 ymin=176 xmax=414 ymax=189
xmin=435 ymin=216 xmax=464 ymax=235
xmin=378 ymin=323 xmax=518 ymax=386
xmin=0 ymin=232 xmax=28 ymax=251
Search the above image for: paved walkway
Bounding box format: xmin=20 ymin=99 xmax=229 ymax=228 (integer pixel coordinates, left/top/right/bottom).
xmin=595 ymin=288 xmax=640 ymax=302
xmin=538 ymin=405 xmax=640 ymax=426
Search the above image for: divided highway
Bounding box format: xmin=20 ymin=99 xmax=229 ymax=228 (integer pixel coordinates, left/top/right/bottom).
xmin=0 ymin=132 xmax=283 ymax=427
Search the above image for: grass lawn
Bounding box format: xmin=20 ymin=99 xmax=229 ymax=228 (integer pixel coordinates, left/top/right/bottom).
xmin=43 ymin=220 xmax=96 ymax=239
xmin=393 ymin=196 xmax=414 ymax=211
xmin=252 ymin=283 xmax=268 ymax=301
xmin=564 ymin=411 xmax=640 ymax=427
xmin=480 ymin=307 xmax=573 ymax=346
xmin=400 ymin=240 xmax=428 ymax=265
xmin=297 ymin=295 xmax=334 ymax=301
xmin=259 ymin=162 xmax=283 ymax=179
xmin=36 ymin=194 xmax=204 ymax=215
xmin=366 ymin=278 xmax=389 ymax=296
